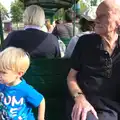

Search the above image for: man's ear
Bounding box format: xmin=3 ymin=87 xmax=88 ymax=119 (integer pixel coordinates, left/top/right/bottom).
xmin=116 ymin=17 xmax=120 ymax=30
xmin=117 ymin=19 xmax=120 ymax=25
xmin=18 ymin=72 xmax=24 ymax=77
xmin=117 ymin=25 xmax=120 ymax=35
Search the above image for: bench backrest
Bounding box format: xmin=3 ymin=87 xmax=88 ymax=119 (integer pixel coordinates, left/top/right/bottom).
xmin=24 ymin=58 xmax=70 ymax=120
xmin=60 ymin=38 xmax=71 ymax=46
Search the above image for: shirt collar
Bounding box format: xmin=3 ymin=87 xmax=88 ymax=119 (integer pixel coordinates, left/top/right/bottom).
xmin=24 ymin=25 xmax=40 ymax=30
xmin=96 ymin=35 xmax=120 ymax=50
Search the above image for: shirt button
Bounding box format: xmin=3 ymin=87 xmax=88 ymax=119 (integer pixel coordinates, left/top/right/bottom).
xmin=107 ymin=74 xmax=111 ymax=78
xmin=105 ymin=51 xmax=108 ymax=54
xmin=107 ymin=71 xmax=112 ymax=78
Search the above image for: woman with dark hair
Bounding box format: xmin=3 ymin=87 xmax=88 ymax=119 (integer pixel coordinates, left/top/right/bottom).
xmin=80 ymin=18 xmax=95 ymax=32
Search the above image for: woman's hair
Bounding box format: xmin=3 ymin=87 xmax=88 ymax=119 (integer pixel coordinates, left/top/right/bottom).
xmin=55 ymin=20 xmax=62 ymax=24
xmin=23 ymin=5 xmax=45 ymax=27
xmin=80 ymin=18 xmax=95 ymax=32
xmin=45 ymin=19 xmax=52 ymax=30
xmin=79 ymin=6 xmax=97 ymax=32
xmin=64 ymin=9 xmax=75 ymax=22
xmin=0 ymin=47 xmax=30 ymax=74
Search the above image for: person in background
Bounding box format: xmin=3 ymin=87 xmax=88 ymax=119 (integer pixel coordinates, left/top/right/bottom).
xmin=52 ymin=9 xmax=79 ymax=39
xmin=40 ymin=24 xmax=48 ymax=32
xmin=53 ymin=19 xmax=66 ymax=57
xmin=67 ymin=0 xmax=120 ymax=120
xmin=75 ymin=15 xmax=81 ymax=30
xmin=45 ymin=19 xmax=54 ymax=33
xmin=2 ymin=5 xmax=60 ymax=58
xmin=55 ymin=19 xmax=63 ymax=25
xmin=65 ymin=6 xmax=96 ymax=58
xmin=0 ymin=47 xmax=45 ymax=120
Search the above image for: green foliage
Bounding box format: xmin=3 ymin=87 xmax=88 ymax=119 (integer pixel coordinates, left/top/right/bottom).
xmin=10 ymin=0 xmax=24 ymax=23
xmin=91 ymin=0 xmax=97 ymax=6
xmin=54 ymin=8 xmax=65 ymax=20
xmin=0 ymin=3 xmax=7 ymax=16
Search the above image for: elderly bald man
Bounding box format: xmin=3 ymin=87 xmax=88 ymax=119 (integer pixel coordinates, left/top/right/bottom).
xmin=67 ymin=0 xmax=120 ymax=120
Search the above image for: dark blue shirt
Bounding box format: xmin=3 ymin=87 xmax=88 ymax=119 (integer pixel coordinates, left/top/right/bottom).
xmin=2 ymin=28 xmax=60 ymax=58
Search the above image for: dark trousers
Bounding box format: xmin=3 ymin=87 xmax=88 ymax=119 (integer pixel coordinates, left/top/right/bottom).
xmin=66 ymin=97 xmax=119 ymax=120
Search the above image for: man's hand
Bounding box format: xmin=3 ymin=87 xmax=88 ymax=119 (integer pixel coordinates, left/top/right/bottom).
xmin=71 ymin=95 xmax=98 ymax=120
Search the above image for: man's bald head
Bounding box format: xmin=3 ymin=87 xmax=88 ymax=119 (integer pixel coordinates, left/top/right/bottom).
xmin=99 ymin=0 xmax=120 ymax=13
xmin=95 ymin=0 xmax=120 ymax=35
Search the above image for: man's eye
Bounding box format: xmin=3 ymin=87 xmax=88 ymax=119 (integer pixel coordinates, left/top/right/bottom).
xmin=0 ymin=71 xmax=6 ymax=74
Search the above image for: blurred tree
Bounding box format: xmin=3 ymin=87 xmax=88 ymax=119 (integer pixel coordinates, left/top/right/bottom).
xmin=0 ymin=3 xmax=8 ymax=20
xmin=91 ymin=0 xmax=97 ymax=6
xmin=0 ymin=3 xmax=7 ymax=13
xmin=10 ymin=0 xmax=24 ymax=28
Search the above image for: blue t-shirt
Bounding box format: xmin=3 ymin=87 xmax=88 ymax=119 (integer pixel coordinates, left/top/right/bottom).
xmin=0 ymin=79 xmax=43 ymax=120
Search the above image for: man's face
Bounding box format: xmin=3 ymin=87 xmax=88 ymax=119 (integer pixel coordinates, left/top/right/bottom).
xmin=95 ymin=3 xmax=118 ymax=35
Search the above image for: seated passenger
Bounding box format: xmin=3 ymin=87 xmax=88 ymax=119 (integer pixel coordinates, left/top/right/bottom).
xmin=64 ymin=6 xmax=97 ymax=58
xmin=52 ymin=9 xmax=79 ymax=39
xmin=45 ymin=19 xmax=54 ymax=33
xmin=67 ymin=0 xmax=120 ymax=120
xmin=0 ymin=47 xmax=45 ymax=120
xmin=2 ymin=5 xmax=60 ymax=58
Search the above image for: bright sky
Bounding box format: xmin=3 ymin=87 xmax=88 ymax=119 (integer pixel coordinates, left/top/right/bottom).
xmin=0 ymin=0 xmax=14 ymax=12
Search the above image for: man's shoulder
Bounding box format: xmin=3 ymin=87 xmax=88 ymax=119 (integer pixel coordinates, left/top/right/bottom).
xmin=46 ymin=33 xmax=58 ymax=41
xmin=6 ymin=30 xmax=22 ymax=36
xmin=6 ymin=30 xmax=28 ymax=39
xmin=20 ymin=80 xmax=34 ymax=89
xmin=77 ymin=33 xmax=101 ymax=46
xmin=79 ymin=33 xmax=99 ymax=40
xmin=9 ymin=30 xmax=24 ymax=34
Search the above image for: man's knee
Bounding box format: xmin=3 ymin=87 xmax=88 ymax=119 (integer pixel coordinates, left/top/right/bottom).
xmin=98 ymin=110 xmax=117 ymax=120
xmin=86 ymin=112 xmax=98 ymax=120
xmin=86 ymin=110 xmax=118 ymax=120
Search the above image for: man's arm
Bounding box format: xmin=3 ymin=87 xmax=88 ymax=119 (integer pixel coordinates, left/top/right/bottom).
xmin=38 ymin=98 xmax=45 ymax=120
xmin=67 ymin=68 xmax=84 ymax=96
xmin=67 ymin=68 xmax=98 ymax=120
xmin=67 ymin=35 xmax=98 ymax=120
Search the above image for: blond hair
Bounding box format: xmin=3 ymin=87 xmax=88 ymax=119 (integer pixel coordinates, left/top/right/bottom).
xmin=0 ymin=47 xmax=30 ymax=74
xmin=23 ymin=5 xmax=45 ymax=27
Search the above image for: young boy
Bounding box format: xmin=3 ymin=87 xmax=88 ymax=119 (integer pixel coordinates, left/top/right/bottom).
xmin=0 ymin=47 xmax=45 ymax=120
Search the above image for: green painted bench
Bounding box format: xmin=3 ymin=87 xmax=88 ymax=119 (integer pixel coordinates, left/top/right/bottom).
xmin=24 ymin=58 xmax=70 ymax=120
xmin=60 ymin=38 xmax=71 ymax=47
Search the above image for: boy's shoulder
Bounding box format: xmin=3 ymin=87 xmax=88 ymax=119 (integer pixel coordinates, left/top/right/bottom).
xmin=19 ymin=79 xmax=44 ymax=107
xmin=1 ymin=79 xmax=36 ymax=97
xmin=17 ymin=78 xmax=36 ymax=92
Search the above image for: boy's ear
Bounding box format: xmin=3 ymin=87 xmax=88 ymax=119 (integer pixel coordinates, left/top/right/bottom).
xmin=18 ymin=72 xmax=24 ymax=77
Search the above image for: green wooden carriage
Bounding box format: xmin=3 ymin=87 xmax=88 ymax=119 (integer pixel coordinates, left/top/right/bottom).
xmin=24 ymin=58 xmax=70 ymax=120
